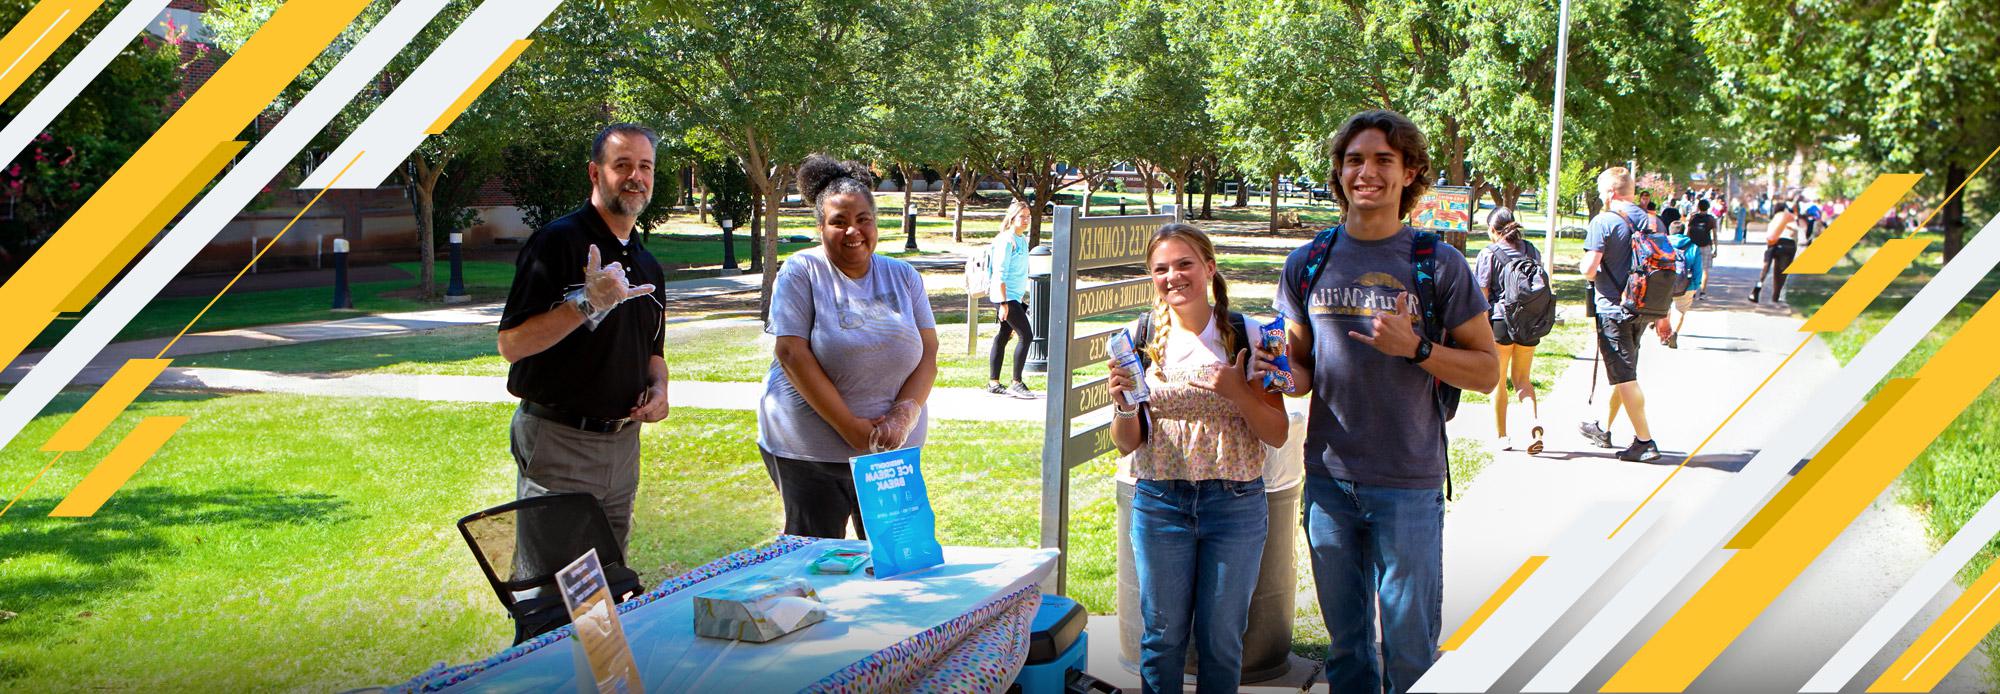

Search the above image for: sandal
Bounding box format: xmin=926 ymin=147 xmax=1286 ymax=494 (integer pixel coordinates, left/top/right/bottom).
xmin=1527 ymin=426 xmax=1545 ymax=456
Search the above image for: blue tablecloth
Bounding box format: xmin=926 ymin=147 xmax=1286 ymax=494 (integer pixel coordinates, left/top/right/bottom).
xmin=400 ymin=537 xmax=1057 ymax=693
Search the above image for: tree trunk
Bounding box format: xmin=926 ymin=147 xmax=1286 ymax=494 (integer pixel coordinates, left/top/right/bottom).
xmin=410 ymin=155 xmax=444 ymax=301
xmin=936 ymin=163 xmax=952 ymax=218
xmin=1269 ymin=169 xmax=1280 ymax=232
xmin=1233 ymin=171 xmax=1248 ymax=208
xmin=758 ymin=168 xmax=786 ymax=321
xmin=900 ymin=161 xmax=914 ymax=245
xmin=1141 ymin=164 xmax=1157 ymax=214
xmin=1444 ymin=116 xmax=1467 ymax=185
xmin=1500 ymin=184 xmax=1523 ymax=211
xmin=694 ymin=162 xmax=707 ymax=224
xmin=1944 ymin=160 xmax=1966 ymax=263
xmin=1200 ymin=159 xmax=1216 ymax=220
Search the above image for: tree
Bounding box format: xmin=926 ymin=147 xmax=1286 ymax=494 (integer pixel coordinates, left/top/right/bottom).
xmin=1107 ymin=0 xmax=1217 ymax=217
xmin=947 ymin=0 xmax=1117 ymax=247
xmin=634 ymin=0 xmax=907 ymax=319
xmin=0 ymin=2 xmax=186 ymax=277
xmin=1207 ymin=0 xmax=1369 ymax=232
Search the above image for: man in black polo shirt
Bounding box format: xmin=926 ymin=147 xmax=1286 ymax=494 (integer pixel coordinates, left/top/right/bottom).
xmin=498 ymin=123 xmax=670 ymax=553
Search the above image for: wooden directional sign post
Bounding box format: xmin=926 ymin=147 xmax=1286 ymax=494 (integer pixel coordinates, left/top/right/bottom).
xmin=1040 ymin=204 xmax=1179 ymax=592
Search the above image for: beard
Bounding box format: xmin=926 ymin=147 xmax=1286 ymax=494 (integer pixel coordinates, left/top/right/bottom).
xmin=601 ymin=180 xmax=651 ymax=217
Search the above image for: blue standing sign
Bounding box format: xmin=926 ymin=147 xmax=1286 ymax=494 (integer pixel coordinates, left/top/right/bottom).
xmin=849 ymin=446 xmax=944 ymax=578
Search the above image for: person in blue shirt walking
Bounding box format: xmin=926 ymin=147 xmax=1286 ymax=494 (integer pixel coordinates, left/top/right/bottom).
xmin=986 ymin=201 xmax=1036 ymax=399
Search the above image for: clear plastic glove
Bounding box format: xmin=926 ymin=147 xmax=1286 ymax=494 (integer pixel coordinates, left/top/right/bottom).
xmin=582 ymin=245 xmax=656 ymax=314
xmin=869 ymin=399 xmax=922 ymax=452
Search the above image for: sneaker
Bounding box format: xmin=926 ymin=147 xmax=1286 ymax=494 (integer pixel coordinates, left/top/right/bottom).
xmin=1005 ymin=382 xmax=1035 ymax=399
xmin=1750 ymin=286 xmax=1761 ymax=303
xmin=985 ymin=382 xmax=1006 ymax=395
xmin=1579 ymin=420 xmax=1614 ymax=448
xmin=1496 ymin=435 xmax=1515 ymax=452
xmin=1526 ymin=426 xmax=1546 ymax=456
xmin=1667 ymin=331 xmax=1679 ymax=349
xmin=1617 ymin=439 xmax=1662 ymax=462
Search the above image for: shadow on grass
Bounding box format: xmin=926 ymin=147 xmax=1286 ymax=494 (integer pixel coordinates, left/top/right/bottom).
xmin=0 ymin=485 xmax=357 ymax=644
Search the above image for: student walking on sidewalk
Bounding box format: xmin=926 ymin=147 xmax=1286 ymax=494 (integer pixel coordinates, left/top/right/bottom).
xmin=985 ymin=201 xmax=1036 ymax=399
xmin=1578 ymin=166 xmax=1663 ymax=462
xmin=1107 ymin=223 xmax=1288 ymax=694
xmin=1473 ymin=207 xmax=1550 ymax=455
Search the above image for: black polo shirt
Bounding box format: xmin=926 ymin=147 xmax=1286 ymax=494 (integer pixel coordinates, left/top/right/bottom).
xmin=500 ymin=205 xmax=667 ymax=420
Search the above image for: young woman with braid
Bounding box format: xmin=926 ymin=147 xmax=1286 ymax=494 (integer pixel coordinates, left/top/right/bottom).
xmin=1105 ymin=223 xmax=1288 ymax=693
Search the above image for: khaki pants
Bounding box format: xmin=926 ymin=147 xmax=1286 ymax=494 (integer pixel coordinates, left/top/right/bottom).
xmin=510 ymin=405 xmax=641 ymax=555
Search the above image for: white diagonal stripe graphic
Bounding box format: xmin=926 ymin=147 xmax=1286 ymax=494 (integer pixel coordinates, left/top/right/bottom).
xmin=0 ymin=0 xmax=170 ymax=165
xmin=298 ymin=0 xmax=560 ymax=190
xmin=0 ymin=8 xmax=72 ymax=85
xmin=1805 ymin=480 xmax=2000 ymax=690
xmin=0 ymin=0 xmax=452 ymax=452
xmin=1413 ymin=502 xmax=1667 ymax=692
xmin=1525 ymin=210 xmax=2000 ymax=692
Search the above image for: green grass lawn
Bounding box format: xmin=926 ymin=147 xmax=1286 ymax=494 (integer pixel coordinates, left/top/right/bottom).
xmin=1783 ymin=239 xmax=2000 ymax=680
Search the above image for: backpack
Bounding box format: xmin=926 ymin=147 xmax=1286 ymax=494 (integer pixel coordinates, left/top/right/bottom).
xmin=1668 ymin=233 xmax=1702 ymax=296
xmin=1285 ymin=225 xmax=1462 ymax=498
xmin=1491 ymin=244 xmax=1555 ymax=344
xmin=1129 ymin=310 xmax=1251 ymax=371
xmin=1617 ymin=215 xmax=1679 ymax=320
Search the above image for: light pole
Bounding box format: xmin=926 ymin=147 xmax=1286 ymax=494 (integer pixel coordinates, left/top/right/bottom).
xmin=1540 ymin=0 xmax=1574 ymax=273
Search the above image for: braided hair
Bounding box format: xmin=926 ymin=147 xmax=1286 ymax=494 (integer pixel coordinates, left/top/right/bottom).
xmin=1141 ymin=223 xmax=1234 ymax=374
xmin=1487 ymin=207 xmax=1523 ymax=243
xmin=797 ymin=154 xmax=877 ymax=223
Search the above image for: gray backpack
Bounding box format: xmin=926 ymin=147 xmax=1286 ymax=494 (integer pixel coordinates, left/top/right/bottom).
xmin=1492 ymin=244 xmax=1554 ymax=343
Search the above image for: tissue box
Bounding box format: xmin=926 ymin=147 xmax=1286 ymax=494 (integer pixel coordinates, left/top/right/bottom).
xmin=693 ymin=575 xmax=827 ymax=642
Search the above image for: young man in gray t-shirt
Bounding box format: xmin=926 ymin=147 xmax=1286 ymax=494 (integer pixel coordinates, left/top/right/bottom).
xmin=1270 ymin=110 xmax=1498 ymax=694
xmin=1578 ymin=166 xmax=1662 ymax=462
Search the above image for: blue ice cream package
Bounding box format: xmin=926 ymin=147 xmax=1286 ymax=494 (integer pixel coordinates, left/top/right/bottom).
xmin=1257 ymin=316 xmax=1293 ymax=393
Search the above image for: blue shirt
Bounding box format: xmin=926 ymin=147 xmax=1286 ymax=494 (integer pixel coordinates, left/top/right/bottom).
xmin=988 ymin=232 xmax=1030 ymax=303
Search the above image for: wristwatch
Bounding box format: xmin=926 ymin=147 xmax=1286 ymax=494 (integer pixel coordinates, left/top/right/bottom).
xmin=565 ymin=288 xmax=611 ymax=329
xmin=1406 ymin=335 xmax=1433 ymax=364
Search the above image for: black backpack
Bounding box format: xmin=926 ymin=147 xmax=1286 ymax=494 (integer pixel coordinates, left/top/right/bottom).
xmin=1491 ymin=244 xmax=1554 ymax=344
xmin=1129 ymin=311 xmax=1250 ymax=371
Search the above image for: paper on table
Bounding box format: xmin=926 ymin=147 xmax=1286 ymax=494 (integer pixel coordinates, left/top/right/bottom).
xmin=757 ymin=595 xmax=821 ymax=632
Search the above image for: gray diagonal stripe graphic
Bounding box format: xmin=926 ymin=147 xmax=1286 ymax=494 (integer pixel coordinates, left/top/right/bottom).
xmin=1525 ymin=211 xmax=2000 ymax=691
xmin=0 ymin=0 xmax=453 ymax=453
xmin=0 ymin=0 xmax=170 ymax=165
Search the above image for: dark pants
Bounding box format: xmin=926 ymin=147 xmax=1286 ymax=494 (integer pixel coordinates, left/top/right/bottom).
xmin=989 ymin=299 xmax=1033 ymax=383
xmin=1596 ymin=314 xmax=1645 ymax=386
xmin=761 ymin=447 xmax=866 ymax=539
xmin=1761 ymin=239 xmax=1798 ymax=298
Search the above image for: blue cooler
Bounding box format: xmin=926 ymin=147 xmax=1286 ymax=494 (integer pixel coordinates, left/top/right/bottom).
xmin=1014 ymin=593 xmax=1088 ymax=693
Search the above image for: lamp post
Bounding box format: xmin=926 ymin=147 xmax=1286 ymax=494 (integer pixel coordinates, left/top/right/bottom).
xmin=1540 ymin=0 xmax=1574 ymax=273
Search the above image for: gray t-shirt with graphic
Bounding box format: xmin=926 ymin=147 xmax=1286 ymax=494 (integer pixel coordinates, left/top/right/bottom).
xmin=759 ymin=249 xmax=935 ymax=462
xmin=1277 ymin=227 xmax=1488 ymax=488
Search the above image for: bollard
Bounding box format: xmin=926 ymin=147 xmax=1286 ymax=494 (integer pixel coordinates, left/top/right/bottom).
xmin=903 ymin=205 xmax=918 ymax=252
xmin=330 ymin=238 xmax=353 ymax=310
xmin=444 ymin=232 xmax=469 ymax=303
xmin=1120 ymin=201 xmax=1127 ymax=216
xmin=1025 ymin=244 xmax=1052 ymax=373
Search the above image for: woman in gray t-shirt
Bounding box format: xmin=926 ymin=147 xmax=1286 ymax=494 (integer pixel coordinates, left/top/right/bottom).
xmin=757 ymin=155 xmax=939 ymax=539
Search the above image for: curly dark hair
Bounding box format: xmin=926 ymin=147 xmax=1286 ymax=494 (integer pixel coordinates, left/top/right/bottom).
xmin=1325 ymin=110 xmax=1432 ymax=219
xmin=797 ymin=154 xmax=877 ymax=223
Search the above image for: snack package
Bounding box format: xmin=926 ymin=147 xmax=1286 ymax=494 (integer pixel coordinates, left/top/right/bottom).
xmin=1106 ymin=329 xmax=1150 ymax=405
xmin=810 ymin=549 xmax=870 ymax=575
xmin=1257 ymin=316 xmax=1293 ymax=393
xmin=693 ymin=575 xmax=826 ymax=642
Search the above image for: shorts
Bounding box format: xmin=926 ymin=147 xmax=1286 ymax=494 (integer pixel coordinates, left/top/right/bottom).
xmin=1491 ymin=318 xmax=1541 ymax=347
xmin=1597 ymin=314 xmax=1643 ymax=386
xmin=1673 ymin=292 xmax=1695 ymax=314
xmin=1765 ymin=238 xmax=1798 ymax=264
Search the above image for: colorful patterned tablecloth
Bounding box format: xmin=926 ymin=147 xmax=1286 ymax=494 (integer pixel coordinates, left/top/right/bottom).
xmin=394 ymin=537 xmax=1057 ymax=693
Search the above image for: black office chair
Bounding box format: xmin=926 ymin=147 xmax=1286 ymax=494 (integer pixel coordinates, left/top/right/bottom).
xmin=458 ymin=493 xmax=646 ymax=644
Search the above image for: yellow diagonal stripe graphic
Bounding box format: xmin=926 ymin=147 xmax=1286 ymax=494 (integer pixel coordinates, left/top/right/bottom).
xmin=1799 ymin=238 xmax=1933 ymax=333
xmin=1442 ymin=555 xmax=1547 ymax=651
xmin=0 ymin=452 xmax=63 ymax=517
xmin=1870 ymin=556 xmax=2000 ymax=692
xmin=47 ymin=415 xmax=185 ymax=517
xmin=1724 ymin=379 xmax=1917 ymax=549
xmin=1605 ymin=293 xmax=2000 ymax=692
xmin=59 ymin=140 xmax=244 ymax=311
xmin=0 ymin=0 xmax=367 ymax=386
xmin=0 ymin=0 xmax=100 ymax=104
xmin=1789 ymin=173 xmax=1923 ymax=275
xmin=39 ymin=358 xmax=171 ymax=452
xmin=425 ymin=38 xmax=531 ymax=134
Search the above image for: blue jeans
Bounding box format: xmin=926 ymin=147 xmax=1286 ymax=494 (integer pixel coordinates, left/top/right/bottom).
xmin=1303 ymin=474 xmax=1444 ymax=694
xmin=1130 ymin=477 xmax=1268 ymax=694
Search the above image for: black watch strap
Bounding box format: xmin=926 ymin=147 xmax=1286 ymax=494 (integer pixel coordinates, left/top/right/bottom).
xmin=1407 ymin=336 xmax=1432 ymax=364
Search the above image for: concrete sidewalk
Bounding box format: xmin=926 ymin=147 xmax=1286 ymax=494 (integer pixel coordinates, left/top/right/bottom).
xmin=1440 ymin=241 xmax=1984 ymax=692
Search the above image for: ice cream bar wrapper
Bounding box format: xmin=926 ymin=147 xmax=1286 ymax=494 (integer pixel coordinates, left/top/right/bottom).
xmin=694 ymin=575 xmax=827 ymax=642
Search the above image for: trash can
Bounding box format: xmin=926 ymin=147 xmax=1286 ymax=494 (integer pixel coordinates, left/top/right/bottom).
xmin=1116 ymin=412 xmax=1307 ymax=683
xmin=1025 ymin=244 xmax=1053 ymax=373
